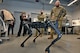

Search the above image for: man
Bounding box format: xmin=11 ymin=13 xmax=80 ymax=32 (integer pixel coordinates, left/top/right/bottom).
xmin=8 ymin=20 xmax=15 ymax=35
xmin=35 ymin=11 xmax=46 ymax=37
xmin=48 ymin=0 xmax=66 ymax=39
xmin=23 ymin=14 xmax=31 ymax=35
xmin=17 ymin=12 xmax=27 ymax=37
xmin=8 ymin=14 xmax=15 ymax=35
xmin=1 ymin=9 xmax=15 ymax=32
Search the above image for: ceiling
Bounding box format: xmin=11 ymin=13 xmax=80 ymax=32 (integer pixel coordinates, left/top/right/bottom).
xmin=3 ymin=0 xmax=80 ymax=7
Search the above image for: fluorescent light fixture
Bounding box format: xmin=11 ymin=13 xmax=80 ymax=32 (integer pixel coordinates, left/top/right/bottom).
xmin=67 ymin=0 xmax=78 ymax=6
xmin=49 ymin=0 xmax=53 ymax=4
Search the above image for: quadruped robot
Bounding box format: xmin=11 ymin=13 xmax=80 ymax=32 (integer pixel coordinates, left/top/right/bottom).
xmin=20 ymin=19 xmax=62 ymax=53
xmin=20 ymin=9 xmax=65 ymax=53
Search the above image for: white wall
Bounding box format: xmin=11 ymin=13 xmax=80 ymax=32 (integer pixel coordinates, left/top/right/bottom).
xmin=0 ymin=0 xmax=75 ymax=34
xmin=72 ymin=5 xmax=80 ymax=33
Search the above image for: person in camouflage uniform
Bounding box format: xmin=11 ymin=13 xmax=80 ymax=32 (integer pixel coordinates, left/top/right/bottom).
xmin=48 ymin=0 xmax=66 ymax=39
xmin=35 ymin=11 xmax=46 ymax=37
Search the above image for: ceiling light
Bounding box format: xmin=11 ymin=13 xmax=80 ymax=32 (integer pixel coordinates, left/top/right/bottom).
xmin=67 ymin=0 xmax=78 ymax=6
xmin=49 ymin=0 xmax=53 ymax=4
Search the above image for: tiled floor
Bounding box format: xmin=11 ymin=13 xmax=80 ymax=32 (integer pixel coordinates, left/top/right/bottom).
xmin=0 ymin=35 xmax=80 ymax=53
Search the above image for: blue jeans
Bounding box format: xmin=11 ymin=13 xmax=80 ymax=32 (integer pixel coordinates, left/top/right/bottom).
xmin=49 ymin=21 xmax=61 ymax=36
xmin=55 ymin=21 xmax=58 ymax=29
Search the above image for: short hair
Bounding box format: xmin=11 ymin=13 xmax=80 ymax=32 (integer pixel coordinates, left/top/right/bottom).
xmin=55 ymin=0 xmax=61 ymax=5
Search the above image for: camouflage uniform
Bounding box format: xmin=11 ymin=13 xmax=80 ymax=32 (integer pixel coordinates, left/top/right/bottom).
xmin=35 ymin=14 xmax=46 ymax=37
xmin=49 ymin=6 xmax=66 ymax=39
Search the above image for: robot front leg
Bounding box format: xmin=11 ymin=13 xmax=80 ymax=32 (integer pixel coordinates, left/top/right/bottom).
xmin=21 ymin=25 xmax=32 ymax=47
xmin=21 ymin=32 xmax=32 ymax=47
xmin=45 ymin=35 xmax=62 ymax=53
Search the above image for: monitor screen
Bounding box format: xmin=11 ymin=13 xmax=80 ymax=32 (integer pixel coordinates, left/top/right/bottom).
xmin=66 ymin=23 xmax=70 ymax=26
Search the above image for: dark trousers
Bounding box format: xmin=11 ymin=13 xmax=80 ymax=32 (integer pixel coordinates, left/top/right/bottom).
xmin=17 ymin=22 xmax=27 ymax=36
xmin=23 ymin=26 xmax=27 ymax=36
xmin=8 ymin=24 xmax=14 ymax=35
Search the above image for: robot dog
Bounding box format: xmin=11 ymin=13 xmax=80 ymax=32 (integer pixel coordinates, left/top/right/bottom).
xmin=21 ymin=9 xmax=65 ymax=53
xmin=20 ymin=19 xmax=62 ymax=53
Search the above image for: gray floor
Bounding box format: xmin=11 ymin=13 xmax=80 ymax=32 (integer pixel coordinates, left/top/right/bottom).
xmin=0 ymin=35 xmax=80 ymax=53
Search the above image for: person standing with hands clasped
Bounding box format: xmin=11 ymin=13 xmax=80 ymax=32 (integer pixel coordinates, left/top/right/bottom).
xmin=17 ymin=12 xmax=27 ymax=37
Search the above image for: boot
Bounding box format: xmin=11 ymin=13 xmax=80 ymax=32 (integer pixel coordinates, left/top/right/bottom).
xmin=48 ymin=35 xmax=53 ymax=39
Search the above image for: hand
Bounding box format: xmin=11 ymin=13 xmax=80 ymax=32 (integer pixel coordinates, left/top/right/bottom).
xmin=51 ymin=16 xmax=54 ymax=20
xmin=11 ymin=21 xmax=14 ymax=25
xmin=51 ymin=16 xmax=54 ymax=18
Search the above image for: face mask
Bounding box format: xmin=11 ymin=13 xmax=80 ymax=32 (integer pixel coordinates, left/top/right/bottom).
xmin=56 ymin=4 xmax=59 ymax=7
xmin=41 ymin=12 xmax=43 ymax=14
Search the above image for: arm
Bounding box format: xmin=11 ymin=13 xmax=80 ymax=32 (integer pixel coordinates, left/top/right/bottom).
xmin=57 ymin=7 xmax=67 ymax=21
xmin=62 ymin=8 xmax=67 ymax=17
xmin=50 ymin=8 xmax=55 ymax=21
xmin=50 ymin=9 xmax=54 ymax=18
xmin=20 ymin=16 xmax=23 ymax=22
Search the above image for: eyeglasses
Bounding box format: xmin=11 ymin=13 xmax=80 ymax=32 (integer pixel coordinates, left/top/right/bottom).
xmin=23 ymin=16 xmax=26 ymax=17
